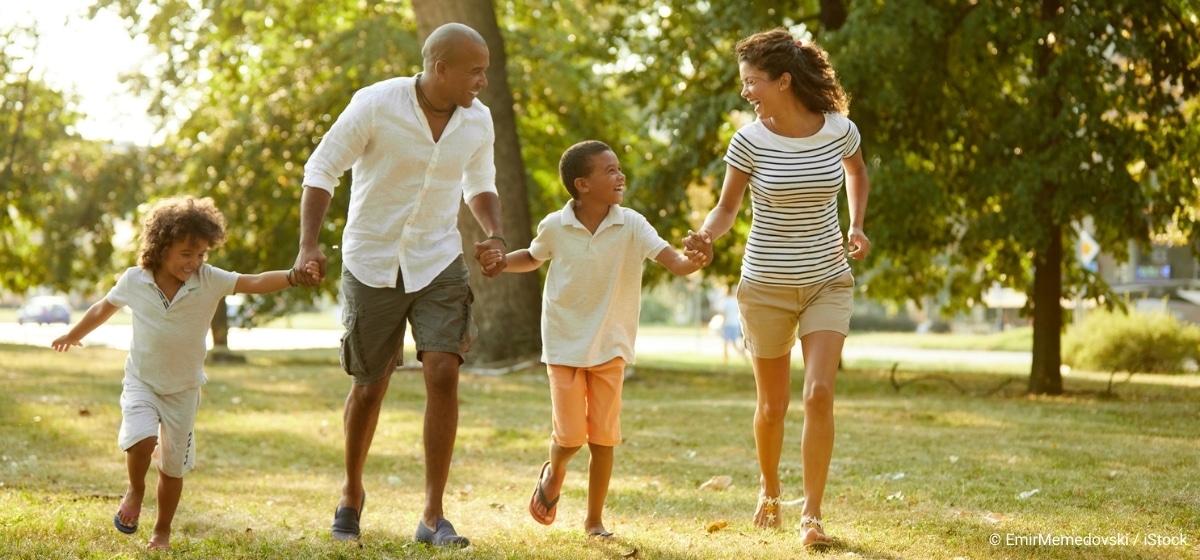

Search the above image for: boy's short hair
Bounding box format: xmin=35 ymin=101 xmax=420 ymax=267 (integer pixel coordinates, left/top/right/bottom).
xmin=559 ymin=140 xmax=614 ymax=199
xmin=138 ymin=195 xmax=227 ymax=271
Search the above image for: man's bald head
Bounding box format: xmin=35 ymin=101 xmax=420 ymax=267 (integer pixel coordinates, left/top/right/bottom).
xmin=422 ymin=23 xmax=488 ymax=71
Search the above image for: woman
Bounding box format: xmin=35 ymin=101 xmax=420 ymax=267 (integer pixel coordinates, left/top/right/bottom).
xmin=685 ymin=28 xmax=870 ymax=548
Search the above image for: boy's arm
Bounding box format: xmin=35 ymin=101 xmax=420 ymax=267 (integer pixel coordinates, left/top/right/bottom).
xmin=654 ymin=246 xmax=703 ymax=276
xmin=235 ymin=262 xmax=320 ymax=295
xmin=51 ymin=299 xmax=121 ymax=351
xmin=501 ymin=249 xmax=545 ymax=273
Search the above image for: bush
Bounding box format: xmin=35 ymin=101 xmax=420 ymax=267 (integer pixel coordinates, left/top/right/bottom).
xmin=849 ymin=313 xmax=918 ymax=332
xmin=1063 ymin=309 xmax=1200 ymax=391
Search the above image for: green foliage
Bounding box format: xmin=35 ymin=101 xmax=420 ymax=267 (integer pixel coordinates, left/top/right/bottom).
xmin=1 ymin=24 xmax=143 ymax=294
xmin=602 ymin=1 xmax=825 ymax=285
xmin=89 ymin=0 xmax=428 ymax=319
xmin=1063 ymin=308 xmax=1200 ymax=374
xmin=826 ymin=0 xmax=1200 ymax=393
xmin=831 ymin=1 xmax=1200 ymax=312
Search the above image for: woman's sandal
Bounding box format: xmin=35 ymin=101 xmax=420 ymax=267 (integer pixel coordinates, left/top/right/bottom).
xmin=799 ymin=516 xmax=835 ymax=549
xmin=754 ymin=494 xmax=783 ymax=528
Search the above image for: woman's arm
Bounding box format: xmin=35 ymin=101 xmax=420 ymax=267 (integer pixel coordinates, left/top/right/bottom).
xmin=843 ymin=148 xmax=871 ymax=260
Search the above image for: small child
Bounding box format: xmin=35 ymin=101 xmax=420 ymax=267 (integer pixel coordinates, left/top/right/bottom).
xmin=51 ymin=195 xmax=317 ymax=550
xmin=480 ymin=140 xmax=712 ymax=537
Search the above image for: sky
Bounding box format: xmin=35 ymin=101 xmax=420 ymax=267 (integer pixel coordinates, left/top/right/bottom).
xmin=1 ymin=0 xmax=157 ymax=144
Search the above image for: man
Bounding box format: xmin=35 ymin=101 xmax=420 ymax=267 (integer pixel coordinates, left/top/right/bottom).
xmin=294 ymin=22 xmax=507 ymax=547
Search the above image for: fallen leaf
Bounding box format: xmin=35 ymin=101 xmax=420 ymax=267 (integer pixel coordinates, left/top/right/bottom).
xmin=706 ymin=520 xmax=728 ymax=533
xmin=1017 ymin=489 xmax=1040 ymax=500
xmin=621 ymin=547 xmax=639 ymax=558
xmin=983 ymin=512 xmax=1007 ymax=523
xmin=78 ymin=406 xmax=90 ymax=417
xmin=698 ymin=475 xmax=732 ymax=491
xmin=489 ymin=503 xmax=506 ymax=510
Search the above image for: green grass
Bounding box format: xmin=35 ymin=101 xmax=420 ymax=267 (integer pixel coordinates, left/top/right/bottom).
xmin=2 ymin=343 xmax=1198 ymax=559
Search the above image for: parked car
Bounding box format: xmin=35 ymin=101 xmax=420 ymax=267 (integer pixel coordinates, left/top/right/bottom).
xmin=17 ymin=295 xmax=72 ymax=325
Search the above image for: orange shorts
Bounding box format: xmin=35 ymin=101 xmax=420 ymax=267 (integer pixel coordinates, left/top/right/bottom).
xmin=547 ymin=357 xmax=625 ymax=448
xmin=737 ymin=271 xmax=855 ymax=359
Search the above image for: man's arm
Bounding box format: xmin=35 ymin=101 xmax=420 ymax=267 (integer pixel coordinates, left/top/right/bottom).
xmin=295 ymin=187 xmax=332 ymax=285
xmin=467 ymin=191 xmax=507 ymax=277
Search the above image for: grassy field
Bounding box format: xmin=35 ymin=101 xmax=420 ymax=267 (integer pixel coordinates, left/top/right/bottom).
xmin=1 ymin=342 xmax=1198 ymax=559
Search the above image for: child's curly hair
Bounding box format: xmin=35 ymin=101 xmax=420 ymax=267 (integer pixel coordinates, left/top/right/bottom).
xmin=736 ymin=28 xmax=850 ymax=116
xmin=138 ymin=195 xmax=227 ymax=271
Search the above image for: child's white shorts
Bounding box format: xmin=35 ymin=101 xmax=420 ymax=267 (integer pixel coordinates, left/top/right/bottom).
xmin=117 ymin=375 xmax=200 ymax=478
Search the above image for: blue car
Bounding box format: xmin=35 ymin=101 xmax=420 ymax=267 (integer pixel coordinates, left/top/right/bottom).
xmin=17 ymin=296 xmax=71 ymax=325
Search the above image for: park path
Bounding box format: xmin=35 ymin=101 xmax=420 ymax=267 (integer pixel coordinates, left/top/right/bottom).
xmin=0 ymin=323 xmax=1031 ymax=367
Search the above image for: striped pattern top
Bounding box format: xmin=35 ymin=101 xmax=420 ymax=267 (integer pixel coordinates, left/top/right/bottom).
xmin=724 ymin=113 xmax=861 ymax=287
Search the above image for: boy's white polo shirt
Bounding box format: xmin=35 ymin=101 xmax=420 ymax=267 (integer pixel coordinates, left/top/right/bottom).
xmin=105 ymin=264 xmax=239 ymax=394
xmin=528 ymin=200 xmax=668 ymax=368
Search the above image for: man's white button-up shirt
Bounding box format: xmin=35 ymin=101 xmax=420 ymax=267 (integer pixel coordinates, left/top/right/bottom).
xmin=303 ymin=76 xmax=498 ymax=292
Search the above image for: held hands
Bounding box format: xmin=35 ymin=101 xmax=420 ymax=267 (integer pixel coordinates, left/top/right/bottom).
xmin=847 ymin=227 xmax=871 ymax=260
xmin=289 ymin=260 xmax=323 ymax=286
xmin=683 ymin=229 xmax=714 ymax=267
xmin=293 ymin=249 xmax=327 ymax=286
xmin=473 ymin=237 xmax=507 ymax=277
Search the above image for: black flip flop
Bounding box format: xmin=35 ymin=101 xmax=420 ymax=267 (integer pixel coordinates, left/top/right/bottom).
xmin=528 ymin=461 xmax=559 ymax=525
xmin=331 ymin=493 xmax=365 ymax=541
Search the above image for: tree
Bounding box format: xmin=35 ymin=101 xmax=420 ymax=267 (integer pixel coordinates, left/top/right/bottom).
xmin=93 ymin=0 xmax=600 ymax=362
xmin=829 ymin=0 xmax=1200 ymax=394
xmin=411 ymin=0 xmax=542 ymax=364
xmin=599 ymin=1 xmax=834 ymax=284
xmin=2 ymin=24 xmax=142 ymax=296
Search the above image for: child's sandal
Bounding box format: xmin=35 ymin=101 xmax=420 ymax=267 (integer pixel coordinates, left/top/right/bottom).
xmin=799 ymin=516 xmax=835 ymax=549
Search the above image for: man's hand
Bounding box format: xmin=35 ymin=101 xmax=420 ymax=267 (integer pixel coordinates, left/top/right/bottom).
xmin=294 ymin=247 xmax=327 ymax=285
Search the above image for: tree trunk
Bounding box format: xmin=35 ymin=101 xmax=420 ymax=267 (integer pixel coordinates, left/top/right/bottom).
xmin=1028 ymin=0 xmax=1064 ymax=395
xmin=1028 ymin=218 xmax=1064 ymax=395
xmin=207 ymin=297 xmax=245 ymax=364
xmin=413 ymin=0 xmax=542 ymax=365
xmin=211 ymin=297 xmax=230 ymax=348
xmin=819 ymin=0 xmax=848 ymax=30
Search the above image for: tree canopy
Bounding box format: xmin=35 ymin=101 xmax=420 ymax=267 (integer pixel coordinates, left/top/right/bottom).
xmin=6 ymin=0 xmax=1199 ymax=387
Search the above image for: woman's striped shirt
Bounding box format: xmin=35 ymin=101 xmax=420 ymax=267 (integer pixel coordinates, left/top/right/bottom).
xmin=723 ymin=113 xmax=861 ymax=287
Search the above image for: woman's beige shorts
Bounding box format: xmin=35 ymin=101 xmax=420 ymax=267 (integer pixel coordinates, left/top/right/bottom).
xmin=736 ymin=271 xmax=855 ymax=359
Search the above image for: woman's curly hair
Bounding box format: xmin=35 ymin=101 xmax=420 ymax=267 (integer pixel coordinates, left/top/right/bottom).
xmin=736 ymin=28 xmax=850 ymax=115
xmin=138 ymin=195 xmax=227 ymax=271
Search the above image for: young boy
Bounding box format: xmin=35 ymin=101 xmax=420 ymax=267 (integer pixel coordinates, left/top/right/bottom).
xmin=51 ymin=195 xmax=317 ymax=550
xmin=480 ymin=140 xmax=712 ymax=537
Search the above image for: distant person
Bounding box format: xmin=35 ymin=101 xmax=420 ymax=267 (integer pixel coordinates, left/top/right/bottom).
xmin=50 ymin=195 xmax=315 ymax=551
xmin=291 ymin=22 xmax=507 ymax=547
xmin=685 ymin=28 xmax=871 ymax=549
xmin=717 ymin=286 xmax=747 ymax=364
xmin=479 ymin=140 xmax=709 ymax=537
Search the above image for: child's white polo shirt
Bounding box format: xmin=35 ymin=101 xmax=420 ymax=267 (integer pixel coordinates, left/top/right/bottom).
xmin=105 ymin=264 xmax=239 ymax=394
xmin=528 ymin=200 xmax=669 ymax=368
